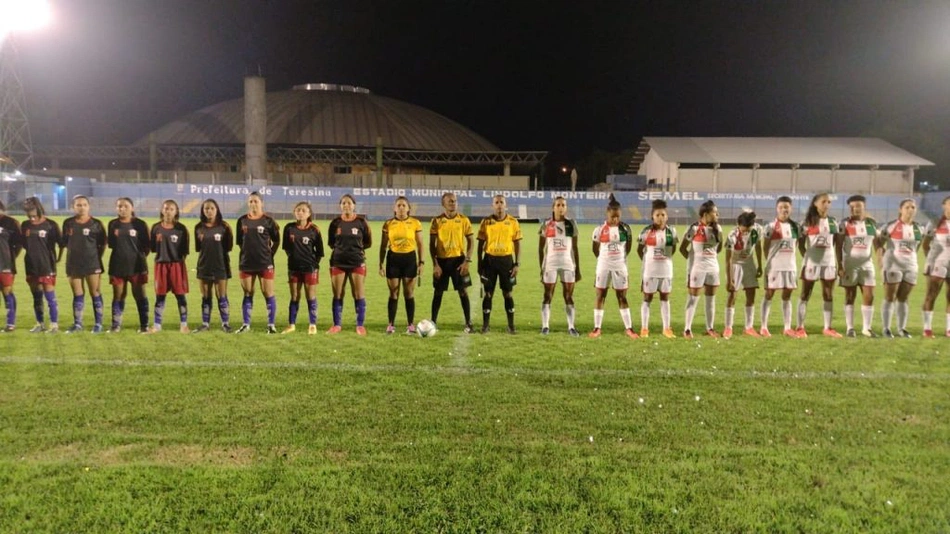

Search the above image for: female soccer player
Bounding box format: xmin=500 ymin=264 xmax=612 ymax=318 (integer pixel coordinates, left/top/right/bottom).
xmin=539 ymin=196 xmax=581 ymax=336
xmin=59 ymin=195 xmax=106 ymax=333
xmin=636 ymin=199 xmax=676 ymax=338
xmin=235 ymin=191 xmax=280 ymax=334
xmin=679 ymin=200 xmax=723 ymax=338
xmin=194 ymin=198 xmax=233 ymax=332
xmin=21 ymin=197 xmax=61 ymax=333
xmin=379 ymin=196 xmax=423 ymax=334
xmin=589 ymin=194 xmax=636 ymax=339
xmin=283 ymin=201 xmax=324 ymax=335
xmin=921 ymin=196 xmax=950 ymax=337
xmin=876 ymin=198 xmax=923 ymax=338
xmin=0 ymin=200 xmax=22 ymax=332
xmin=477 ymin=194 xmax=523 ymax=334
xmin=796 ymin=192 xmax=841 ymax=338
xmin=328 ymin=194 xmax=372 ymax=334
xmin=761 ymin=196 xmax=801 ymax=337
xmin=107 ymin=197 xmax=150 ymax=333
xmin=836 ymin=195 xmax=878 ymax=337
xmin=724 ymin=211 xmax=762 ymax=339
xmin=149 ymin=200 xmax=190 ymax=333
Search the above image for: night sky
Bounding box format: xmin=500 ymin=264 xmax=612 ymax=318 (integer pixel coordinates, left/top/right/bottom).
xmin=12 ymin=0 xmax=950 ymax=174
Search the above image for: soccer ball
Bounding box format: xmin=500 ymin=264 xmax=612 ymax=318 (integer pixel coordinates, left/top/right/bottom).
xmin=416 ymin=319 xmax=438 ymax=338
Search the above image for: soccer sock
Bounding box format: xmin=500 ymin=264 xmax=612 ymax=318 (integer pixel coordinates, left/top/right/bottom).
xmin=619 ymin=307 xmax=632 ymax=330
xmin=897 ymin=301 xmax=909 ymax=331
xmin=482 ymin=296 xmax=492 ymax=327
xmin=4 ymin=293 xmax=15 ymax=326
xmin=744 ymin=305 xmax=754 ymax=330
xmin=923 ymin=310 xmax=933 ymax=330
xmin=176 ymin=294 xmax=188 ymax=324
xmin=307 ymin=298 xmax=317 ymax=325
xmin=797 ymin=299 xmax=808 ymax=329
xmin=112 ymin=300 xmax=125 ymax=329
xmin=640 ymin=301 xmax=650 ymax=331
xmin=862 ymin=305 xmax=873 ymax=331
xmin=355 ymin=298 xmax=366 ymax=327
xmin=72 ymin=295 xmax=85 ymax=327
xmin=822 ymin=300 xmax=832 ymax=330
xmin=218 ymin=296 xmax=230 ymax=326
xmin=565 ymin=304 xmax=575 ymax=329
xmin=154 ymin=294 xmax=166 ymax=326
xmin=431 ymin=290 xmax=444 ymax=325
xmin=725 ymin=307 xmax=735 ymax=329
xmin=405 ymin=297 xmax=415 ymax=325
xmin=844 ymin=304 xmax=854 ymax=331
xmin=45 ymin=291 xmax=59 ymax=324
xmin=661 ymin=300 xmax=671 ymax=330
xmin=781 ymin=300 xmax=792 ymax=330
xmin=761 ymin=299 xmax=772 ymax=331
xmin=387 ymin=297 xmax=398 ymax=325
xmin=593 ymin=308 xmax=604 ymax=329
xmin=541 ymin=303 xmax=551 ymax=329
xmin=684 ymin=294 xmax=698 ymax=331
xmin=332 ymin=298 xmax=343 ymax=326
xmin=92 ymin=294 xmax=103 ymax=327
xmin=504 ymin=296 xmax=515 ymax=330
xmin=460 ymin=293 xmax=472 ymax=326
xmin=266 ymin=295 xmax=277 ymax=326
xmin=202 ymin=297 xmax=213 ymax=324
xmin=704 ymin=295 xmax=715 ymax=331
xmin=242 ymin=295 xmax=253 ymax=325
xmin=288 ymin=300 xmax=300 ymax=325
xmin=32 ymin=290 xmax=43 ymax=323
xmin=881 ymin=300 xmax=893 ymax=331
xmin=135 ymin=297 xmax=149 ymax=329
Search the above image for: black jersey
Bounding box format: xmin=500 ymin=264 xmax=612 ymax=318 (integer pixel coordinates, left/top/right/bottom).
xmin=107 ymin=218 xmax=150 ymax=277
xmin=0 ymin=214 xmax=22 ymax=274
xmin=61 ymin=216 xmax=106 ymax=276
xmin=195 ymin=221 xmax=233 ymax=280
xmin=21 ymin=217 xmax=60 ymax=277
xmin=151 ymin=221 xmax=190 ymax=263
xmin=236 ymin=214 xmax=280 ymax=272
xmin=283 ymin=222 xmax=325 ymax=273
xmin=328 ymin=216 xmax=372 ymax=269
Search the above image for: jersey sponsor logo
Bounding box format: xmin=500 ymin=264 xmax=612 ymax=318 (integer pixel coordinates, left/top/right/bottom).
xmin=551 ymin=237 xmax=568 ymax=251
xmin=851 ymin=236 xmax=868 ymax=248
xmin=812 ymin=235 xmax=830 ymax=248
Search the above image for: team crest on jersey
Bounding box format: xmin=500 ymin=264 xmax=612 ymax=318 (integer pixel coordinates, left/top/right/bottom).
xmin=257 ymin=226 xmax=265 ymax=234
xmin=302 ymin=237 xmax=310 ymax=245
xmin=129 ymin=230 xmax=137 ymax=237
xmin=170 ymin=235 xmax=178 ymax=243
xmin=83 ymin=228 xmax=90 ymax=236
xmin=38 ymin=230 xmax=47 ymax=238
xmin=214 ymin=233 xmax=221 ymax=241
xmin=351 ymin=228 xmax=359 ymax=235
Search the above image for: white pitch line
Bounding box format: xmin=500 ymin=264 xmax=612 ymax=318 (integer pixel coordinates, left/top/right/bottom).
xmin=449 ymin=332 xmax=471 ymax=368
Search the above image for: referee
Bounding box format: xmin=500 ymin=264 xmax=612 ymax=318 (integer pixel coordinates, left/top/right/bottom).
xmin=477 ymin=194 xmax=522 ymax=334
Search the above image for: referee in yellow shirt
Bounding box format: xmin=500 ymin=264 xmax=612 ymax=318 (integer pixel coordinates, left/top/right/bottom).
xmin=477 ymin=194 xmax=522 ymax=334
xmin=379 ymin=196 xmax=424 ymax=334
xmin=430 ymin=192 xmax=476 ymax=332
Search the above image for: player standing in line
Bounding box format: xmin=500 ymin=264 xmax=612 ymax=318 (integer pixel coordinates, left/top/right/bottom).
xmin=922 ymin=195 xmax=950 ymax=338
xmin=797 ymin=193 xmax=842 ymax=338
xmin=723 ymin=211 xmax=763 ymax=339
xmin=20 ymin=197 xmax=61 ymax=333
xmin=148 ymin=200 xmax=190 ymax=333
xmin=283 ymin=201 xmax=324 ymax=335
xmin=193 ymin=199 xmax=233 ymax=333
xmin=477 ymin=195 xmax=522 ymax=334
xmin=589 ymin=194 xmax=637 ymax=339
xmin=876 ymin=198 xmax=923 ymax=338
xmin=379 ymin=196 xmax=423 ymax=334
xmin=760 ymin=196 xmax=801 ymax=337
xmin=429 ymin=192 xmax=475 ymax=333
xmin=636 ymin=199 xmax=677 ymax=338
xmin=0 ymin=200 xmax=21 ymax=332
xmin=235 ymin=191 xmax=280 ymax=334
xmin=107 ymin=197 xmax=150 ymax=333
xmin=58 ymin=195 xmax=106 ymax=333
xmin=538 ymin=196 xmax=581 ymax=336
xmin=680 ymin=200 xmax=723 ymax=338
xmin=835 ymin=195 xmax=878 ymax=337
xmin=327 ymin=194 xmax=372 ymax=335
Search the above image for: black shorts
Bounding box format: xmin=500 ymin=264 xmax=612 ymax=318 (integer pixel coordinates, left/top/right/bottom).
xmin=386 ymin=251 xmax=418 ymax=279
xmin=480 ymin=255 xmax=516 ymax=294
xmin=433 ymin=256 xmax=472 ymax=291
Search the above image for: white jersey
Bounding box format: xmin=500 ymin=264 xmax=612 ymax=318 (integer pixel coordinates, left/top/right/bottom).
xmin=763 ymin=219 xmax=800 ymax=273
xmin=878 ymin=219 xmax=922 ymax=272
xmin=924 ymin=218 xmax=950 ymax=269
xmin=592 ymin=221 xmax=632 ymax=272
xmin=801 ymin=216 xmax=838 ymax=268
xmin=839 ymin=217 xmax=877 ymax=270
xmin=638 ymin=225 xmax=677 ymax=279
xmin=725 ymin=225 xmax=760 ymax=269
xmin=683 ymin=222 xmax=723 ymax=273
xmin=539 ymin=218 xmax=577 ymax=271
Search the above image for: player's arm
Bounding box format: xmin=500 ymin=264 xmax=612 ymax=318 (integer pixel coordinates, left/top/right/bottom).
xmin=56 ymin=220 xmax=68 ymax=263
xmin=362 ymin=218 xmax=372 ymax=250
xmin=725 ymin=248 xmax=734 ymax=290
xmin=571 ymin=228 xmax=581 ymax=282
xmin=96 ymin=221 xmax=107 ymax=258
xmin=537 ymin=233 xmax=545 ymax=275
xmin=378 ymin=226 xmax=389 ymax=276
xmin=180 ymin=223 xmax=189 ymax=259
xmin=716 ymin=225 xmax=724 ymax=253
xmin=269 ymin=218 xmax=280 ymax=256
xmin=414 ymin=227 xmax=424 ymax=275
xmin=137 ymin=219 xmax=151 ymax=255
xmin=511 ymin=238 xmax=520 ymax=277
xmin=797 ymin=232 xmax=807 ymax=256
xmin=636 ymin=241 xmax=645 ymax=261
xmin=754 ymin=239 xmax=763 ymax=277
xmin=922 ymin=226 xmax=933 ymax=256
xmin=107 ymin=220 xmax=117 ymax=250
xmin=678 ymin=232 xmax=690 ymax=259
xmin=223 ymin=224 xmax=234 ymax=253
xmin=623 ymin=224 xmax=632 ymax=257
xmin=314 ymin=226 xmax=325 ymax=262
xmin=835 ymin=228 xmax=845 ymax=276
xmin=235 ymin=217 xmax=245 ymax=248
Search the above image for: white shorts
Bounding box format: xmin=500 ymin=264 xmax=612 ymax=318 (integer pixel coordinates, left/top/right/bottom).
xmin=924 ymin=264 xmax=950 ymax=280
xmin=595 ymin=268 xmax=628 ymax=290
xmin=688 ymin=268 xmax=719 ymax=289
xmin=801 ymin=264 xmax=837 ymax=282
xmin=542 ymin=268 xmax=576 ymax=284
xmin=642 ymin=277 xmax=672 ymax=294
xmin=883 ymin=269 xmax=917 ymax=285
xmin=840 ymin=267 xmax=876 ymax=288
xmin=729 ymin=263 xmax=759 ymax=290
xmin=766 ymin=270 xmax=798 ymax=290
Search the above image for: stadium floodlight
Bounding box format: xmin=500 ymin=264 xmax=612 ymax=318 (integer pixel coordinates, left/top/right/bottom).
xmin=0 ymin=0 xmax=51 ymax=43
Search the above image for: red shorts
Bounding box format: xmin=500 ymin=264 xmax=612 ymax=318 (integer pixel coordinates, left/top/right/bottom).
xmin=154 ymin=262 xmax=189 ymax=295
xmin=330 ymin=265 xmax=367 ymax=277
xmin=27 ymin=275 xmax=56 ymax=286
xmin=111 ymin=273 xmax=149 ymax=286
xmin=0 ymin=272 xmax=13 ymax=287
xmin=240 ymin=267 xmax=275 ymax=280
xmin=289 ymin=271 xmax=319 ymax=285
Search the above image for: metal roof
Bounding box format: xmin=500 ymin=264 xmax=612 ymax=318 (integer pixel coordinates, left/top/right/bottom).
xmin=642 ymin=137 xmax=934 ymax=166
xmin=141 ymin=86 xmax=499 ymax=152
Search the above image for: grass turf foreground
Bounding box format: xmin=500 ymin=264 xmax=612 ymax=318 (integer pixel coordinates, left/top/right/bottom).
xmin=1 ymin=220 xmax=949 ymax=531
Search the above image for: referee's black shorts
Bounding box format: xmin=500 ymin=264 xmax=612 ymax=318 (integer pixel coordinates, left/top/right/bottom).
xmin=433 ymin=256 xmax=471 ymax=291
xmin=480 ymin=254 xmax=515 ymax=294
xmin=385 ymin=251 xmax=418 ymax=279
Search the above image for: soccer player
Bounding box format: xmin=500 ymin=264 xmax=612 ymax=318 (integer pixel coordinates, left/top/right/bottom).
xmin=539 ymin=196 xmax=581 ymax=336
xmin=149 ymin=200 xmax=190 ymax=333
xmin=836 ymin=194 xmax=878 ymax=337
xmin=379 ymin=196 xmax=423 ymax=334
xmin=107 ymin=197 xmax=150 ymax=333
xmin=477 ymin=194 xmax=522 ymax=334
xmin=636 ymin=199 xmax=677 ymax=338
xmin=797 ymin=193 xmax=842 ymax=338
xmin=0 ymin=200 xmax=21 ymax=332
xmin=680 ymin=200 xmax=723 ymax=338
xmin=429 ymin=192 xmax=475 ymax=333
xmin=194 ymin=198 xmax=233 ymax=332
xmin=876 ymin=198 xmax=923 ymax=338
xmin=724 ymin=211 xmax=763 ymax=339
xmin=589 ymin=194 xmax=637 ymax=339
xmin=922 ymin=195 xmax=950 ymax=338
xmin=327 ymin=194 xmax=372 ymax=335
xmin=20 ymin=197 xmax=61 ymax=333
xmin=235 ymin=191 xmax=280 ymax=334
xmin=283 ymin=201 xmax=324 ymax=335
xmin=58 ymin=195 xmax=106 ymax=333
xmin=761 ymin=196 xmax=801 ymax=337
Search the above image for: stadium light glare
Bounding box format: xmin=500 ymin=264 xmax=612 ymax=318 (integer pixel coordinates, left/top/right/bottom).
xmin=0 ymin=0 xmax=51 ymax=43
